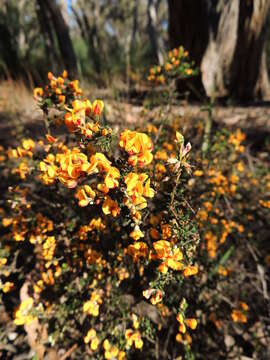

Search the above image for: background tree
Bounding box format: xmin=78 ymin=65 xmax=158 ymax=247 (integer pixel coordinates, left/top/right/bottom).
xmin=36 ymin=0 xmax=59 ymax=73
xmin=0 ymin=0 xmax=40 ymax=79
xmin=147 ymin=0 xmax=164 ymax=65
xmin=168 ymin=0 xmax=270 ymax=100
xmin=39 ymin=0 xmax=78 ymax=77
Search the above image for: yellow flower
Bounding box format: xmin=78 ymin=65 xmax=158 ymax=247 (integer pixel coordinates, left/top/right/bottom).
xmin=151 ymin=240 xmax=184 ymax=273
xmin=130 ymin=226 xmax=144 ymax=241
xmin=90 ymin=337 xmax=100 ymax=351
xmin=64 ymin=99 xmax=89 ymax=132
xmin=33 ymin=87 xmax=43 ymax=99
xmin=231 ymin=309 xmax=247 ymax=323
xmin=92 ymin=100 xmax=104 ymax=116
xmin=12 ymin=162 xmax=30 ymax=179
xmin=69 ymin=79 xmax=83 ymax=95
xmin=22 ymin=139 xmax=35 ymax=151
xmin=0 ymin=258 xmax=7 ymax=268
xmin=75 ymin=185 xmax=96 ymax=207
xmin=88 ymin=217 xmax=106 ymax=232
xmin=2 ymin=282 xmax=14 ymax=293
xmin=150 ymin=289 xmax=163 ymax=305
xmin=2 ymin=218 xmax=12 ymax=227
xmin=165 ymin=62 xmax=173 ymax=71
xmin=194 ymin=170 xmax=203 ymax=177
xmin=103 ymin=339 xmax=120 ymax=359
xmin=183 ymin=265 xmax=198 ymax=277
xmin=185 ymin=68 xmax=193 ymax=75
xmin=176 ymin=314 xmax=197 ymax=333
xmin=153 ymin=240 xmax=171 ymax=258
xmin=83 ymin=290 xmax=103 ymax=317
xmin=104 ymin=167 xmax=120 ymax=189
xmin=84 ymin=328 xmax=99 ymax=350
xmin=124 ymin=173 xmax=154 ymax=211
xmin=102 ymin=196 xmax=120 ymax=217
xmin=119 ymin=130 xmax=153 ymax=167
xmin=185 ymin=318 xmax=197 ymax=330
xmin=125 ymin=329 xmax=143 ymax=349
xmin=42 ymin=236 xmax=56 ymax=261
xmin=155 ymin=150 xmax=168 ymax=161
xmin=240 ymin=302 xmax=249 ymax=311
xmin=14 ymin=297 xmax=37 ymax=326
xmin=132 ymin=313 xmax=139 ymax=329
xmin=127 ymin=242 xmax=148 ymax=262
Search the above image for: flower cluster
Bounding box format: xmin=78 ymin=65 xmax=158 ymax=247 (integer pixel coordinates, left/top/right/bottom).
xmin=14 ymin=297 xmax=37 ymax=326
xmin=119 ymin=129 xmax=153 ymax=167
xmin=231 ymin=302 xmax=249 ymax=323
xmin=147 ymin=46 xmax=197 ymax=85
xmin=1 ymin=72 xmax=201 ymax=360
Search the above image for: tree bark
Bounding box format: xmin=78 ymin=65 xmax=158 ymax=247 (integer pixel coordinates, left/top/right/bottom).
xmin=42 ymin=0 xmax=78 ymax=77
xmin=36 ymin=0 xmax=59 ymax=73
xmin=168 ymin=0 xmax=270 ymax=101
xmin=81 ymin=10 xmax=102 ymax=74
xmin=147 ymin=0 xmax=164 ymax=64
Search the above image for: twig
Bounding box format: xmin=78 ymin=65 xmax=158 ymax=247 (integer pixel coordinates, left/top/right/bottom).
xmin=170 ymin=168 xmax=182 ymax=209
xmin=154 ymin=123 xmax=163 ymax=144
xmin=60 ymin=344 xmax=78 ymax=360
xmin=162 ymin=325 xmax=173 ymax=359
xmin=183 ymin=197 xmax=195 ymax=214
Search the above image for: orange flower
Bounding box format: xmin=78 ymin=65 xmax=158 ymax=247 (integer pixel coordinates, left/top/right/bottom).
xmin=83 ymin=290 xmax=103 ymax=317
xmin=57 ymin=148 xmax=90 ymax=188
xmin=124 ymin=172 xmax=154 ymax=210
xmin=64 ymin=100 xmax=86 ymax=132
xmin=48 ymin=71 xmax=54 ymax=80
xmin=84 ymin=329 xmax=99 ymax=350
xmin=62 ymin=70 xmax=68 ymax=78
xmin=130 ymin=226 xmax=144 ymax=241
xmin=152 ymin=240 xmax=184 ymax=273
xmin=102 ymin=196 xmax=120 ymax=217
xmin=46 ymin=134 xmax=58 ymax=143
xmin=127 ymin=242 xmax=148 ymax=262
xmin=22 ymin=139 xmax=35 ymax=151
xmin=33 ymin=87 xmax=43 ymax=99
xmin=185 ymin=318 xmax=197 ymax=330
xmin=231 ymin=309 xmax=247 ymax=323
xmin=92 ymin=100 xmax=104 ymax=116
xmin=75 ymin=185 xmax=96 ymax=207
xmin=183 ymin=265 xmax=198 ymax=277
xmin=125 ymin=329 xmax=143 ymax=349
xmin=119 ymin=130 xmax=153 ymax=167
xmin=150 ymin=289 xmax=163 ymax=305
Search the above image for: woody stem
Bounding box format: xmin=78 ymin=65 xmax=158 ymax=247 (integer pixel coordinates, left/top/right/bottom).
xmin=170 ymin=167 xmax=182 ymax=209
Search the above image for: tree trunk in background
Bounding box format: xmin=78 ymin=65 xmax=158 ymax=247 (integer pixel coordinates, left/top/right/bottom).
xmin=147 ymin=0 xmax=164 ymax=64
xmin=82 ymin=11 xmax=102 ymax=74
xmin=0 ymin=23 xmax=21 ymax=78
xmin=0 ymin=2 xmax=22 ymax=78
xmin=168 ymin=0 xmax=270 ymax=100
xmin=131 ymin=0 xmax=139 ymax=51
xmin=43 ymin=0 xmax=78 ymax=77
xmin=36 ymin=0 xmax=59 ymax=73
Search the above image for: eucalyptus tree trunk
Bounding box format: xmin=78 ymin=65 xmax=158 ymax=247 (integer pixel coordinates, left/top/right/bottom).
xmin=36 ymin=0 xmax=59 ymax=73
xmin=168 ymin=0 xmax=270 ymax=100
xmin=147 ymin=0 xmax=164 ymax=64
xmin=42 ymin=0 xmax=78 ymax=77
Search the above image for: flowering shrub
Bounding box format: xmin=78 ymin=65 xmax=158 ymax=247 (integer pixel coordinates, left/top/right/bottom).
xmin=1 ymin=63 xmax=270 ymax=359
xmin=145 ymin=46 xmax=198 ymax=115
xmin=0 ymin=72 xmax=199 ymax=359
xmin=144 ymin=49 xmax=270 ymax=357
xmin=147 ymin=46 xmax=198 ymax=85
xmin=140 ymin=117 xmax=270 ymax=358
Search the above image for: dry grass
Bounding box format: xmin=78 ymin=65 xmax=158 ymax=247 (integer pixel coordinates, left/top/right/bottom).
xmin=0 ymin=79 xmax=36 ymax=118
